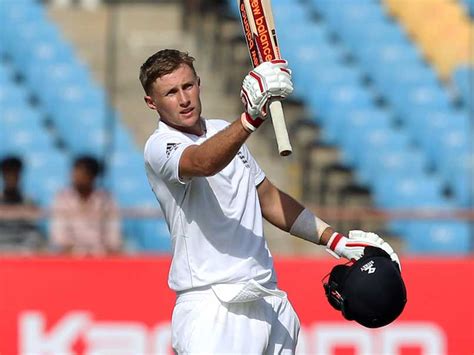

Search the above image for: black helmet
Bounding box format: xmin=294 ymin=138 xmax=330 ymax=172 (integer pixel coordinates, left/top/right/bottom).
xmin=323 ymin=246 xmax=407 ymax=328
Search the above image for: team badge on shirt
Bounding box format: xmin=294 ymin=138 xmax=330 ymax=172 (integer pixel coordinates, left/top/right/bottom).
xmin=166 ymin=143 xmax=181 ymax=158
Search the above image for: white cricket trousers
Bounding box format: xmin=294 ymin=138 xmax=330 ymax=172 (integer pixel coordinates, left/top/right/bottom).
xmin=171 ymin=288 xmax=300 ymax=354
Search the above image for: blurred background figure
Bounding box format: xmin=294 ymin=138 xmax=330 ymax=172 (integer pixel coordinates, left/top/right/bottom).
xmin=0 ymin=156 xmax=44 ymax=253
xmin=50 ymin=155 xmax=121 ymax=256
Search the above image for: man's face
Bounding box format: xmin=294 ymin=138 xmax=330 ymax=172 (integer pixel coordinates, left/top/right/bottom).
xmin=144 ymin=64 xmax=202 ymax=134
xmin=1 ymin=168 xmax=20 ymax=190
xmin=72 ymin=165 xmax=95 ymax=193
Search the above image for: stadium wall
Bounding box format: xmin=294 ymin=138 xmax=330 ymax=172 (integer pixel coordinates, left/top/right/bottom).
xmin=0 ymin=257 xmax=472 ymax=354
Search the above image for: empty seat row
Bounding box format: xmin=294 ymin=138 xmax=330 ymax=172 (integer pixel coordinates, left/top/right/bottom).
xmin=225 ymin=0 xmax=472 ymax=254
xmin=0 ymin=1 xmax=170 ymax=252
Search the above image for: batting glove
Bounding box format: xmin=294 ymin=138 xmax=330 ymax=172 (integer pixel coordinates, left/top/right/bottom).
xmin=326 ymin=230 xmax=401 ymax=270
xmin=240 ymin=59 xmax=293 ymax=132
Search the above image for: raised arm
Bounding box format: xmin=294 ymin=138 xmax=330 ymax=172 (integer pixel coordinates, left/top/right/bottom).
xmin=180 ymin=60 xmax=294 ymax=180
xmin=179 ymin=117 xmax=250 ymax=179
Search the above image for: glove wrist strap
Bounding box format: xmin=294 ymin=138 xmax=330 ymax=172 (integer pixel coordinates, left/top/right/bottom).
xmin=241 ymin=112 xmax=265 ymax=132
xmin=328 ymin=232 xmax=344 ymax=251
xmin=241 ymin=113 xmax=256 ymax=133
xmin=326 ymin=232 xmax=346 ymax=259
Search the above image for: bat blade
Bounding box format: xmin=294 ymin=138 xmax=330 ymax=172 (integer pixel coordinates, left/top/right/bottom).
xmin=238 ymin=0 xmax=293 ymax=156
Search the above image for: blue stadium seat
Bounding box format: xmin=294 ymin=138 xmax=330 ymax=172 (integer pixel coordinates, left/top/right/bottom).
xmin=356 ymin=42 xmax=421 ymax=79
xmin=135 ymin=219 xmax=171 ymax=253
xmin=8 ymin=21 xmax=60 ymax=67
xmin=407 ymin=109 xmax=468 ymax=146
xmin=108 ymin=150 xmax=144 ymax=170
xmin=0 ymin=106 xmax=49 ymax=154
xmin=307 ymin=83 xmax=373 ymax=125
xmin=374 ymin=174 xmax=449 ymax=235
xmin=52 ymin=82 xmax=106 ymax=119
xmin=435 ymin=127 xmax=470 ymax=165
xmin=438 ymin=150 xmax=473 ymax=207
xmin=358 ymin=148 xmax=427 ymax=187
xmin=23 ymin=150 xmax=69 ymax=206
xmin=273 ymin=1 xmax=308 ymax=26
xmin=342 ymin=128 xmax=409 ymax=170
xmin=0 ymin=64 xmax=11 ymax=82
xmin=55 ymin=105 xmax=109 ymax=143
xmin=403 ymin=222 xmax=472 ymax=254
xmin=33 ymin=61 xmax=91 ymax=111
xmin=67 ymin=126 xmax=111 ymax=156
xmin=343 ymin=21 xmax=408 ymax=52
xmin=17 ymin=30 xmax=73 ymax=77
xmin=29 ymin=61 xmax=88 ymax=91
xmin=325 ymin=107 xmax=391 ymax=148
xmin=0 ymin=106 xmax=44 ymax=130
xmin=230 ymin=0 xmax=308 ymax=31
xmin=297 ymin=64 xmax=362 ymax=103
xmin=0 ymin=82 xmax=27 ymax=106
xmin=298 ymin=67 xmax=358 ymax=107
xmin=417 ymin=111 xmax=470 ymax=165
xmin=391 ymin=85 xmax=451 ymax=123
xmin=286 ymin=41 xmax=340 ymax=76
xmin=0 ymin=1 xmax=45 ymax=37
xmin=107 ymin=168 xmax=151 ymax=208
xmin=24 ymin=41 xmax=77 ymax=85
xmin=373 ymin=173 xmax=446 ymax=212
xmin=452 ymin=65 xmax=473 ymax=110
xmin=374 ymin=63 xmax=439 ymax=103
xmin=315 ymin=1 xmax=384 ymax=29
xmin=113 ymin=122 xmax=139 ymax=153
xmin=3 ymin=127 xmax=54 ymax=154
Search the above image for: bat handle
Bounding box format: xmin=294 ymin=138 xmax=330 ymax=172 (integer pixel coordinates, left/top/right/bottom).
xmin=269 ymin=100 xmax=292 ymax=156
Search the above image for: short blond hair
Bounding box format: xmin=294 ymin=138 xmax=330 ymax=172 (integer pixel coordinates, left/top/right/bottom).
xmin=139 ymin=49 xmax=196 ymax=95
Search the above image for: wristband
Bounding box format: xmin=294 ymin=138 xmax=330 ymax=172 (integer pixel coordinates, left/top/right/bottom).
xmin=289 ymin=208 xmax=330 ymax=244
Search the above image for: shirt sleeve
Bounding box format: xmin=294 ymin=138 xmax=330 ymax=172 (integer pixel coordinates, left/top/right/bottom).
xmin=240 ymin=144 xmax=266 ymax=186
xmin=144 ymin=132 xmax=194 ymax=185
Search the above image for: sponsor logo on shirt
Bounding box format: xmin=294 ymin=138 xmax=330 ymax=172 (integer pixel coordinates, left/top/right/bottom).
xmin=166 ymin=143 xmax=181 ymax=158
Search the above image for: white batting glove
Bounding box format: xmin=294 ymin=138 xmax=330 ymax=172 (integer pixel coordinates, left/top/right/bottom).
xmin=240 ymin=59 xmax=293 ymax=132
xmin=326 ymin=230 xmax=401 ymax=270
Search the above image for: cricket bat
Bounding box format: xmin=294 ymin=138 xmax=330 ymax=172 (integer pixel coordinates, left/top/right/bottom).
xmin=238 ymin=0 xmax=293 ymax=156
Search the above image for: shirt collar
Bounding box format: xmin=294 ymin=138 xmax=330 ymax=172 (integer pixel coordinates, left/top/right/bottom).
xmin=158 ymin=117 xmax=207 ymax=136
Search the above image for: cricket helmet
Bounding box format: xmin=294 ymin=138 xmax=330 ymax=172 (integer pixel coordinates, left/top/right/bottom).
xmin=323 ymin=246 xmax=407 ymax=328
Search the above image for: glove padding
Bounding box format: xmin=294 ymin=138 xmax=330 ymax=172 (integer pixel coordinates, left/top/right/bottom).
xmin=240 ymin=59 xmax=293 ymax=132
xmin=327 ymin=230 xmax=401 ymax=270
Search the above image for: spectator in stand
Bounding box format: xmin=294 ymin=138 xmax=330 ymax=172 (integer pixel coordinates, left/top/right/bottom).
xmin=0 ymin=156 xmax=44 ymax=253
xmin=51 ymin=155 xmax=121 ymax=256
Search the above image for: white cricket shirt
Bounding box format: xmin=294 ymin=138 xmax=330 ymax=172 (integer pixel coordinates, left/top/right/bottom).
xmin=144 ymin=118 xmax=276 ymax=292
